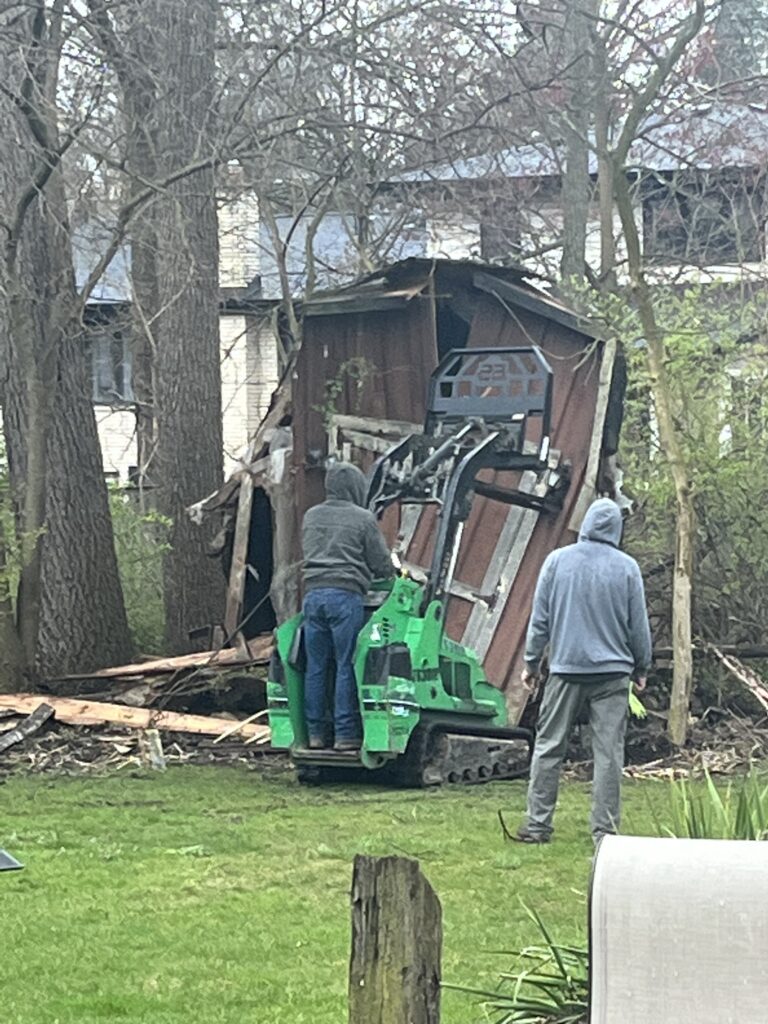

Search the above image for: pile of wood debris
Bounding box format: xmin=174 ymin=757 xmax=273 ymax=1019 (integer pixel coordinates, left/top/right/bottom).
xmin=0 ymin=718 xmax=281 ymax=775
xmin=563 ymin=710 xmax=768 ymax=782
xmin=0 ymin=637 xmax=279 ymax=776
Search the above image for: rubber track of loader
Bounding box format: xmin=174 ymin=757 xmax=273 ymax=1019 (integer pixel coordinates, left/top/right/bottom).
xmin=388 ymin=721 xmax=533 ymax=788
xmin=296 ymin=722 xmax=533 ymax=789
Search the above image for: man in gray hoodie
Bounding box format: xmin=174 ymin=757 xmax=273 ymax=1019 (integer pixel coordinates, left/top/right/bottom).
xmin=516 ymin=498 xmax=652 ymax=844
xmin=302 ymin=462 xmax=394 ymax=750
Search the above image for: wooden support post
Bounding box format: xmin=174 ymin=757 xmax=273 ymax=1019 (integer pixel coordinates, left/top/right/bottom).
xmin=264 ymin=438 xmax=299 ymax=623
xmin=348 ymin=855 xmax=441 ymax=1024
xmin=224 ymin=473 xmax=255 ymax=637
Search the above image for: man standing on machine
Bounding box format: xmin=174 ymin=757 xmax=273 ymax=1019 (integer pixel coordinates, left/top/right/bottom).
xmin=301 ymin=461 xmax=394 ymax=751
xmin=515 ymin=497 xmax=652 ymax=844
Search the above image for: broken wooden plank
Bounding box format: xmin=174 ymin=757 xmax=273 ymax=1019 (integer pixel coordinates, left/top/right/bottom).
xmin=0 ymin=695 xmax=271 ymax=741
xmin=224 ymin=471 xmax=256 ymax=637
xmin=705 ymin=645 xmax=768 ymax=716
xmin=461 ymin=470 xmax=541 ymax=660
xmin=0 ymin=702 xmax=55 ymax=755
xmin=213 ymin=709 xmax=268 ymax=743
xmin=53 ymin=636 xmax=273 ymax=682
xmin=138 ymin=728 xmax=166 ymax=770
xmin=331 ymin=413 xmax=421 ymax=437
xmin=569 ymin=335 xmax=616 ymax=533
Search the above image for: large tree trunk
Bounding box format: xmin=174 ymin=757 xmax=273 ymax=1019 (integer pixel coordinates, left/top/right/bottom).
xmin=0 ymin=10 xmax=133 ymax=686
xmin=153 ymin=0 xmax=224 ymax=651
xmin=2 ymin=184 xmax=134 ymax=681
xmin=37 ymin=328 xmax=134 ymax=675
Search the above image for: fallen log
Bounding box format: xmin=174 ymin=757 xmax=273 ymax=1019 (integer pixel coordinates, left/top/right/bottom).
xmin=0 ymin=695 xmax=271 ymax=741
xmin=0 ymin=703 xmax=55 ymax=754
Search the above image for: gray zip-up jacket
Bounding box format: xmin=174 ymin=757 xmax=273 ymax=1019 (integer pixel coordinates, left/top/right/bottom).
xmin=302 ymin=463 xmax=394 ymax=596
xmin=524 ymin=498 xmax=652 ymax=677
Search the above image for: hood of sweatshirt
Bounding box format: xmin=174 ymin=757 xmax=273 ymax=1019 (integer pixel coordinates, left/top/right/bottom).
xmin=325 ymin=462 xmax=368 ymax=507
xmin=578 ymin=497 xmax=623 ymax=547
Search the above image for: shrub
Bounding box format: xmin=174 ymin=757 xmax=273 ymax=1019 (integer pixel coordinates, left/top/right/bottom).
xmin=451 ymin=907 xmax=588 ymax=1024
xmin=662 ymin=767 xmax=768 ymax=840
xmin=109 ymin=488 xmax=170 ymax=654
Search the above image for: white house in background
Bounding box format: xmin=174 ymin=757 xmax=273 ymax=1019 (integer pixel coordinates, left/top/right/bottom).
xmin=78 ymin=192 xmax=282 ymax=481
xmin=255 ymin=102 xmax=768 ymax=291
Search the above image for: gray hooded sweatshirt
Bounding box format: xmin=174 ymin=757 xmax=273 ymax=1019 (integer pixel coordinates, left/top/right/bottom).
xmin=524 ymin=498 xmax=652 ymax=678
xmin=302 ymin=463 xmax=394 ymax=596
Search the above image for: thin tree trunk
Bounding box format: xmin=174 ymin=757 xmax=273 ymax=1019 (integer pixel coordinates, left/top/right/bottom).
xmin=614 ymin=172 xmax=694 ymax=746
xmin=261 ymin=197 xmax=302 ymax=347
xmin=124 ymin=43 xmax=160 ymax=495
xmin=592 ymin=28 xmax=616 ymax=287
xmin=559 ymin=0 xmax=597 ymax=285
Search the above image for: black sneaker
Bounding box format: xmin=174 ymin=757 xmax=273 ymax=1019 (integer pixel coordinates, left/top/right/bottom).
xmin=512 ymin=828 xmax=551 ymax=845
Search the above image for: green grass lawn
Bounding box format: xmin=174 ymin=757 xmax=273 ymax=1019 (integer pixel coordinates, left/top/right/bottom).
xmin=1 ymin=763 xmax=668 ymax=1024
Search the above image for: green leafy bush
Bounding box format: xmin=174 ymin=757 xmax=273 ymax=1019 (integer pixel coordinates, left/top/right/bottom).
xmin=662 ymin=768 xmax=768 ymax=840
xmin=109 ymin=488 xmax=170 ymax=654
xmin=451 ymin=907 xmax=588 ymax=1024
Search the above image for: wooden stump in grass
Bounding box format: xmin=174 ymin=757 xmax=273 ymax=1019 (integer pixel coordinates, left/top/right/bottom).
xmin=348 ymin=854 xmax=442 ymax=1024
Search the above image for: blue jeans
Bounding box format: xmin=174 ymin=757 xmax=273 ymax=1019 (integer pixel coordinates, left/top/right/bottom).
xmin=303 ymin=588 xmax=364 ymax=742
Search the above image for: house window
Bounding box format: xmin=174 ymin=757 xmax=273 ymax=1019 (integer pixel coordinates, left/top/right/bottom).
xmin=90 ymin=327 xmax=133 ymax=405
xmin=643 ymin=171 xmax=765 ymax=266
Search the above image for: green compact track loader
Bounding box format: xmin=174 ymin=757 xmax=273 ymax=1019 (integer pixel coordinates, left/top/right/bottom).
xmin=268 ymin=346 xmax=567 ymax=785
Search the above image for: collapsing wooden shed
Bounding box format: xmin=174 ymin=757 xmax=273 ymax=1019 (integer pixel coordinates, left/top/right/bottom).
xmin=208 ymin=258 xmax=624 ymax=723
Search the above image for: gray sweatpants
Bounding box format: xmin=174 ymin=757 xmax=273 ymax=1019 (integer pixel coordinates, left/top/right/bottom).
xmin=525 ymin=674 xmax=629 ymax=840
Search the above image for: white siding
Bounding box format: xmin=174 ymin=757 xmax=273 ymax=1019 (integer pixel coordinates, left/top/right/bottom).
xmin=246 ymin=314 xmax=281 ymax=435
xmin=518 ymin=202 xmax=636 ymax=281
xmin=221 ymin=312 xmax=282 ymax=472
xmin=96 ymin=313 xmax=282 ymax=480
xmin=95 ymin=407 xmax=137 ymax=480
xmin=426 ymin=216 xmax=481 ymax=260
xmin=218 ymin=181 xmax=261 ymax=289
xmin=220 ymin=314 xmax=252 ymax=472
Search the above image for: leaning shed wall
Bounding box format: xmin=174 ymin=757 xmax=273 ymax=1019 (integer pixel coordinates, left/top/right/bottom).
xmin=406 ymin=292 xmax=611 ymax=722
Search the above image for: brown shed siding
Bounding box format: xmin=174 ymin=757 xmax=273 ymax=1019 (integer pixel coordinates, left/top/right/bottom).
xmin=293 ymin=296 xmax=438 ymax=519
xmin=466 ymin=296 xmax=604 ymax=720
